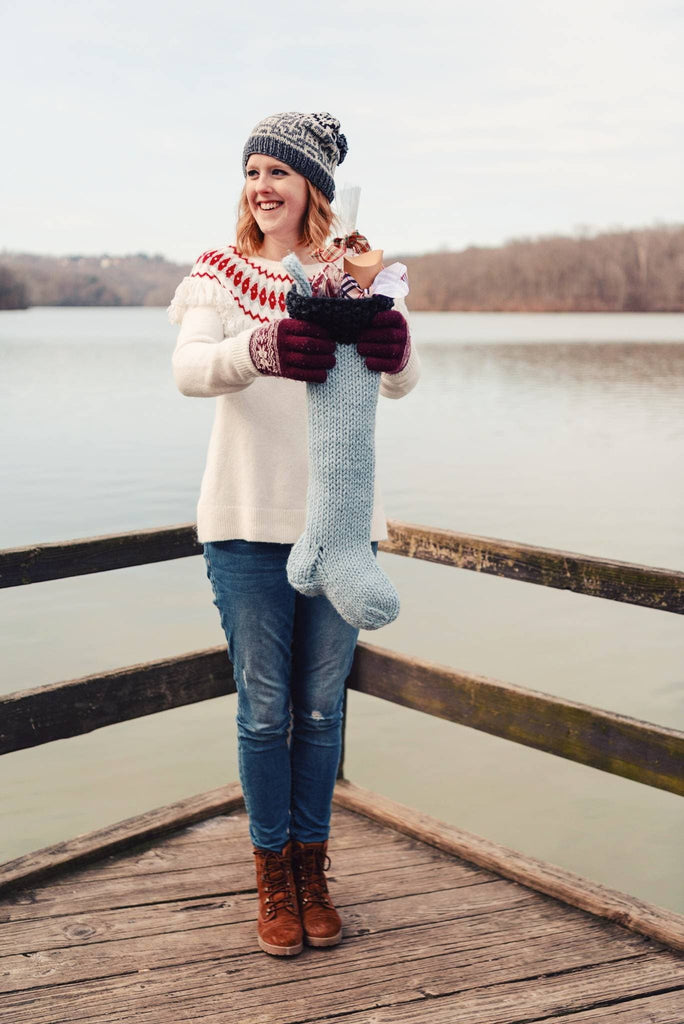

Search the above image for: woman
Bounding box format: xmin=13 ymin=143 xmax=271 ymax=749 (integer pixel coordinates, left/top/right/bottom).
xmin=168 ymin=111 xmax=421 ymax=957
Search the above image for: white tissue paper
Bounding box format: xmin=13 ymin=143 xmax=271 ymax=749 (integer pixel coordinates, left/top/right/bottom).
xmin=369 ymin=263 xmax=410 ymax=299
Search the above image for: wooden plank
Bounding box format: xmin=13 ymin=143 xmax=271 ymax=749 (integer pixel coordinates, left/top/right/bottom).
xmin=382 ymin=519 xmax=684 ymax=614
xmin=0 ymin=840 xmax=455 ymax=922
xmin=32 ymin=832 xmax=419 ymax=889
xmin=0 ymin=783 xmax=244 ymax=894
xmin=2 ymin=807 xmax=384 ymax=881
xmin=130 ymin=811 xmax=248 ymax=845
xmin=0 ymin=937 xmax=680 ymax=1024
xmin=0 ymin=881 xmax=578 ymax=992
xmin=2 ymin=519 xmax=681 ymax=613
xmin=348 ymin=642 xmax=684 ymax=796
xmin=0 ymin=857 xmax=499 ymax=956
xmin=148 ymin=805 xmax=391 ymax=846
xmin=0 ymin=858 xmax=501 ymax=929
xmin=0 ymin=523 xmax=201 ymax=588
xmin=0 ymin=646 xmax=235 ymax=755
xmin=527 ymin=990 xmax=684 ymax=1022
xmin=333 ymin=779 xmax=684 ymax=953
xmin=283 ymin=961 xmax=684 ymax=1024
xmin=25 ymin=817 xmax=423 ymax=884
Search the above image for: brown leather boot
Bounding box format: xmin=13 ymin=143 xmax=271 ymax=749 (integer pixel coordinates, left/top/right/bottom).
xmin=253 ymin=841 xmax=303 ymax=956
xmin=291 ymin=839 xmax=342 ymax=947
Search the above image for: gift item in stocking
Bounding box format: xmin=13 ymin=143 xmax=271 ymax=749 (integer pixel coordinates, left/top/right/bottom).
xmin=286 ymin=341 xmax=400 ymax=631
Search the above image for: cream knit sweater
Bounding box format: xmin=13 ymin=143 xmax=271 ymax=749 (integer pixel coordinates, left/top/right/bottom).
xmin=168 ymin=245 xmax=421 ymax=544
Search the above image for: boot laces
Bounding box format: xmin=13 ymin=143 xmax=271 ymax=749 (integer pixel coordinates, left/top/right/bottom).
xmin=297 ymin=846 xmax=333 ymax=908
xmin=259 ymin=851 xmax=298 ymax=919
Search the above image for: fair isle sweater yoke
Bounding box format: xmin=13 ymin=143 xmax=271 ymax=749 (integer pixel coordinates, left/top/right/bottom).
xmin=168 ymin=244 xmax=421 ymax=544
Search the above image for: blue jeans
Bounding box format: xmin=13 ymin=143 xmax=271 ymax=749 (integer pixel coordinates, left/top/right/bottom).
xmin=203 ymin=538 xmax=379 ymax=852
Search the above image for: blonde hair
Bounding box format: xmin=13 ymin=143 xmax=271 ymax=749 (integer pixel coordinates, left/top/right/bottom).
xmin=235 ymin=179 xmax=339 ymax=258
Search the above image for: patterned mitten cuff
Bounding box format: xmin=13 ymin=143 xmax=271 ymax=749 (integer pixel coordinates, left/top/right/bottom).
xmin=249 ymin=321 xmax=282 ymax=376
xmin=249 ymin=318 xmax=336 ymax=384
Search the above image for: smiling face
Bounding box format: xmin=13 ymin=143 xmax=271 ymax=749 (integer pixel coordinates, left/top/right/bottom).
xmin=245 ymin=154 xmax=310 ymax=252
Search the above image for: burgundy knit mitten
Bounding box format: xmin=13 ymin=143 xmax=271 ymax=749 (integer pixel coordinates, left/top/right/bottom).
xmin=356 ymin=310 xmax=410 ymax=374
xmin=249 ymin=318 xmax=336 ymax=383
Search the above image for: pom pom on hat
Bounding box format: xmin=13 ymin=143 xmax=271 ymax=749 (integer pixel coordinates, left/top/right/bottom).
xmin=243 ymin=111 xmax=347 ymax=202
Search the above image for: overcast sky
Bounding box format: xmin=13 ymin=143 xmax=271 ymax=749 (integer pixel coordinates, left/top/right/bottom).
xmin=2 ymin=0 xmax=682 ymax=264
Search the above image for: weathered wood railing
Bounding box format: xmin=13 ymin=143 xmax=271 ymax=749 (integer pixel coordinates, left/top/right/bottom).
xmin=2 ymin=520 xmax=682 ymax=794
xmin=2 ymin=519 xmax=683 ymax=949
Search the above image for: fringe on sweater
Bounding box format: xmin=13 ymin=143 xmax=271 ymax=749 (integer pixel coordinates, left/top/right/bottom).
xmin=167 ymin=274 xmax=239 ymax=333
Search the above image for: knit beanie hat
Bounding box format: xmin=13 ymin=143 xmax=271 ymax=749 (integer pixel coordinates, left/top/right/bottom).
xmin=242 ymin=111 xmax=348 ymax=203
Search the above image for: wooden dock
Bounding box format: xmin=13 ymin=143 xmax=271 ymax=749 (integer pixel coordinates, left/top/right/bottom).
xmin=2 ymin=520 xmax=684 ymax=1022
xmin=2 ymin=781 xmax=683 ymax=1024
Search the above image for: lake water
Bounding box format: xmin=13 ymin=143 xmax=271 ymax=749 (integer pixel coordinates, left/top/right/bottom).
xmin=1 ymin=307 xmax=683 ymax=911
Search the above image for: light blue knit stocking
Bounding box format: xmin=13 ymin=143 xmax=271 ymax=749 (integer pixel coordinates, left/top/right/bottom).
xmin=286 ymin=343 xmax=400 ymax=631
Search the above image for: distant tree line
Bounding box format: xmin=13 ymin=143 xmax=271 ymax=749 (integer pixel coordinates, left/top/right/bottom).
xmin=392 ymin=225 xmax=684 ymax=311
xmin=1 ymin=225 xmax=683 ymax=312
xmin=0 ymin=265 xmax=28 ymax=310
xmin=0 ymin=252 xmax=183 ymax=309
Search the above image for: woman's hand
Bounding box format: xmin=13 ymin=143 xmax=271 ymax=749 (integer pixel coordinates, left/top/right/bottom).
xmin=356 ymin=310 xmax=410 ymax=374
xmin=249 ymin=318 xmax=336 ymax=383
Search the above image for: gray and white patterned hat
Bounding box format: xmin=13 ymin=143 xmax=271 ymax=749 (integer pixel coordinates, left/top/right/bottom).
xmin=242 ymin=111 xmax=348 ymax=202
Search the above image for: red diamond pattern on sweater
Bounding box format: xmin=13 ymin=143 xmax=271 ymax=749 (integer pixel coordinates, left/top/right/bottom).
xmin=189 ymin=245 xmax=313 ymax=324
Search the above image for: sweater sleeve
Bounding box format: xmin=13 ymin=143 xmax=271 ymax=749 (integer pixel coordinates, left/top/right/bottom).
xmin=171 ymin=305 xmax=260 ymax=397
xmin=379 ymin=295 xmax=421 ymax=399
